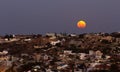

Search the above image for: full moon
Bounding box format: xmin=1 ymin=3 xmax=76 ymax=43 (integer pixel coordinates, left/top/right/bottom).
xmin=77 ymin=20 xmax=86 ymax=28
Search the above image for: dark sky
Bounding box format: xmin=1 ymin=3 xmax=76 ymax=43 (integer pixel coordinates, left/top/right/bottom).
xmin=0 ymin=0 xmax=120 ymax=35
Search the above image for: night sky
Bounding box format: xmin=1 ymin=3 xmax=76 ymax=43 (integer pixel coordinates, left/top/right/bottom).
xmin=0 ymin=0 xmax=120 ymax=35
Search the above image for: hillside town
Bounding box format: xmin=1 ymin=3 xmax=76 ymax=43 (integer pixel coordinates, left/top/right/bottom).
xmin=0 ymin=32 xmax=120 ymax=72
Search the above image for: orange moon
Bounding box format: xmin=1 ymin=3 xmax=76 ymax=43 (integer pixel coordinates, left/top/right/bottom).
xmin=77 ymin=20 xmax=86 ymax=28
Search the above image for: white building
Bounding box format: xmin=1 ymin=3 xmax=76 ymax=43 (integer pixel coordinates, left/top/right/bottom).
xmin=50 ymin=40 xmax=61 ymax=45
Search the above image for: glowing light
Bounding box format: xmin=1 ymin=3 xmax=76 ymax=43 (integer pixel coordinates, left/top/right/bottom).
xmin=77 ymin=20 xmax=86 ymax=28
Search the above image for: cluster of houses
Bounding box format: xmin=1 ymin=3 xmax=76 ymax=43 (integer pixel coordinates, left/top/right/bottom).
xmin=0 ymin=32 xmax=119 ymax=72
